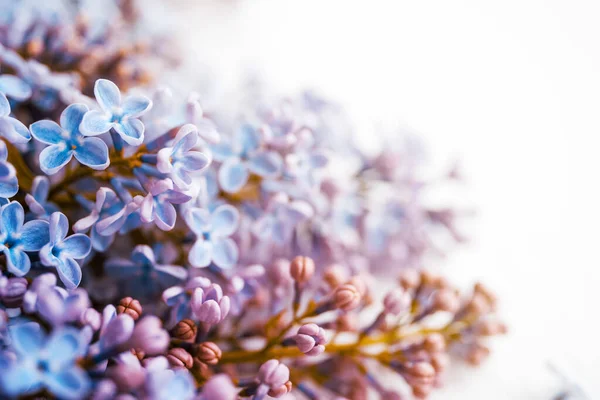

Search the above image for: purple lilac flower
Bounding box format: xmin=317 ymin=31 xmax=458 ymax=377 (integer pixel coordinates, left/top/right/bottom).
xmin=156 ymin=124 xmax=210 ymax=189
xmin=39 ymin=212 xmax=91 ymax=289
xmin=0 ymin=323 xmax=90 ymax=399
xmin=185 ymin=204 xmax=239 ymax=269
xmin=0 ymin=92 xmax=30 ymax=144
xmin=81 ymin=79 xmax=152 ymax=146
xmin=30 ymin=103 xmax=109 ymax=175
xmin=162 ymin=276 xmax=212 ymax=327
xmin=140 ymin=178 xmax=191 ymax=231
xmin=294 ymin=323 xmax=328 ymax=356
xmin=211 ymin=124 xmax=282 ymax=193
xmin=191 ymin=283 xmax=230 ymax=325
xmin=0 ymin=201 xmax=49 ymax=276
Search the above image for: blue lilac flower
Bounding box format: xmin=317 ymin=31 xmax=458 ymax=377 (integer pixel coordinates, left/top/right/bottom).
xmin=156 ymin=124 xmax=210 ymax=189
xmin=0 ymin=92 xmax=30 ymax=144
xmin=24 ymin=176 xmax=59 ymax=218
xmin=81 ymin=79 xmax=152 ymax=146
xmin=30 ymin=103 xmax=110 ymax=175
xmin=0 ymin=323 xmax=90 ymax=399
xmin=104 ymin=245 xmax=187 ymax=300
xmin=145 ymin=358 xmax=195 ymax=400
xmin=253 ymin=193 xmax=313 ymax=246
xmin=140 ymin=178 xmax=191 ymax=231
xmin=39 ymin=212 xmax=91 ymax=289
xmin=211 ymin=124 xmax=282 ymax=193
xmin=0 ymin=201 xmax=49 ymax=276
xmin=73 ymin=187 xmax=141 ymax=251
xmin=0 ymin=140 xmax=17 ymax=199
xmin=185 ymin=204 xmax=239 ymax=269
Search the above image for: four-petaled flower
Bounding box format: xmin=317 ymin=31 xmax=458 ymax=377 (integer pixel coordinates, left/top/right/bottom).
xmin=185 ymin=205 xmax=239 ymax=269
xmin=40 ymin=212 xmax=92 ymax=289
xmin=157 ymin=124 xmax=210 ymax=189
xmin=211 ymin=124 xmax=282 ymax=193
xmin=140 ymin=179 xmax=191 ymax=231
xmin=191 ymin=283 xmax=231 ymax=325
xmin=0 ymin=201 xmax=49 ymax=276
xmin=0 ymin=92 xmax=30 ymax=144
xmin=30 ymin=103 xmax=109 ymax=175
xmin=81 ymin=79 xmax=152 ymax=146
xmin=0 ymin=323 xmax=90 ymax=399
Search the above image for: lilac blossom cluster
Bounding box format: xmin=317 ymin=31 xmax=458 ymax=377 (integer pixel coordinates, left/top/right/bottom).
xmin=0 ymin=1 xmax=505 ymax=399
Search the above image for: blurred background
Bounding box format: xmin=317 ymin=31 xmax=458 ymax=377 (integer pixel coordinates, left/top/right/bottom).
xmin=169 ymin=1 xmax=600 ymax=398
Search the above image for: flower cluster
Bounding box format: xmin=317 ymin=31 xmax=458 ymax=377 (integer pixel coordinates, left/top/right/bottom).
xmin=0 ymin=1 xmax=505 ymax=399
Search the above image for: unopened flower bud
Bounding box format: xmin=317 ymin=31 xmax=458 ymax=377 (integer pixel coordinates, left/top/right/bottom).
xmin=171 ymin=319 xmax=197 ymax=342
xmin=432 ymin=289 xmax=460 ymax=313
xmin=200 ymin=374 xmax=237 ymax=400
xmin=398 ymin=269 xmax=420 ymax=290
xmin=167 ymin=347 xmax=194 ymax=369
xmin=294 ymin=323 xmax=327 ymax=356
xmin=466 ymin=343 xmax=490 ymax=365
xmin=405 ymin=361 xmax=436 ymax=379
xmin=117 ymin=297 xmax=142 ymax=320
xmin=383 ymin=289 xmax=411 ymax=315
xmin=258 ymin=359 xmax=290 ymax=389
xmin=323 ymin=264 xmax=345 ymax=288
xmin=430 ymin=352 xmax=450 ymax=373
xmin=347 ymin=276 xmax=367 ymax=297
xmin=195 ymin=341 xmax=222 ymax=365
xmin=268 ymin=380 xmax=292 ymax=397
xmin=130 ymin=316 xmax=169 ymax=356
xmin=333 ymin=284 xmax=361 ymax=311
xmin=423 ymin=333 xmax=446 ymax=353
xmin=290 ymin=256 xmax=315 ymax=284
xmin=191 ymin=284 xmax=230 ymax=325
xmin=80 ymin=308 xmax=102 ymax=331
xmin=106 ymin=364 xmax=145 ymax=392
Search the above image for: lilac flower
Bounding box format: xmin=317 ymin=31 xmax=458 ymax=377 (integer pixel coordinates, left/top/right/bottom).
xmin=255 ymin=359 xmax=291 ymax=400
xmin=0 ymin=201 xmax=49 ymax=276
xmin=0 ymin=323 xmax=90 ymax=399
xmin=191 ymin=283 xmax=230 ymax=325
xmin=198 ymin=374 xmax=238 ymax=400
xmin=34 ymin=287 xmax=90 ymax=327
xmin=39 ymin=212 xmax=91 ymax=289
xmin=104 ymin=245 xmax=187 ymax=299
xmin=30 ymin=103 xmax=109 ymax=175
xmin=129 ymin=316 xmax=170 ymax=356
xmin=162 ymin=276 xmax=212 ymax=327
xmin=145 ymin=361 xmax=195 ymax=400
xmin=73 ymin=187 xmax=141 ymax=251
xmin=157 ymin=124 xmax=210 ymax=189
xmin=0 ymin=74 xmax=31 ymax=101
xmin=0 ymin=92 xmax=30 ymax=144
xmin=139 ymin=178 xmax=190 ymax=231
xmin=24 ymin=176 xmax=59 ymax=218
xmin=0 ymin=140 xmax=17 ymax=199
xmin=186 ymin=205 xmax=239 ymax=269
xmin=211 ymin=124 xmax=282 ymax=193
xmin=253 ymin=193 xmax=313 ymax=245
xmin=81 ymin=79 xmax=152 ymax=146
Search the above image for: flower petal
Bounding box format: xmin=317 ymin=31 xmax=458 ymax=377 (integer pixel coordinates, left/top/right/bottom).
xmin=247 ymin=151 xmax=282 ymax=177
xmin=185 ymin=207 xmax=211 ymax=235
xmin=39 ymin=145 xmax=73 ymax=175
xmin=218 ymin=158 xmax=248 ymax=193
xmin=211 ymin=238 xmax=238 ymax=269
xmin=59 ymin=234 xmax=91 ymax=259
xmin=20 ymin=219 xmax=50 ymax=251
xmin=211 ymin=205 xmax=239 ymax=237
xmin=45 ymin=327 xmax=85 ymax=365
xmin=0 ymin=75 xmax=32 ymax=101
xmin=73 ymin=137 xmax=109 ymax=170
xmin=0 ymin=177 xmax=18 ymax=198
xmin=114 ymin=118 xmax=144 ymax=146
xmin=1 ymin=116 xmax=31 ymax=143
xmin=189 ymin=238 xmax=212 ymax=268
xmin=0 ymin=92 xmax=10 ymax=116
xmin=44 ymin=367 xmax=90 ymax=400
xmin=122 ymin=94 xmax=152 ymax=118
xmin=9 ymin=322 xmax=45 ymax=356
xmin=80 ymin=109 xmax=113 ymax=136
xmin=238 ymin=124 xmax=260 ymax=154
xmin=56 ymin=257 xmax=83 ymax=289
xmin=48 ymin=212 xmax=69 ymax=245
xmin=4 ymin=248 xmax=31 ymax=276
xmin=154 ymin=199 xmax=177 ymax=231
xmin=30 ymin=120 xmax=66 ymax=145
xmin=94 ymin=79 xmax=121 ymax=111
xmin=0 ymin=363 xmax=42 ymax=396
xmin=32 ymin=176 xmax=50 ymax=202
xmin=1 ymin=200 xmax=24 ymax=235
xmin=60 ymin=103 xmax=88 ymax=135
xmin=91 ymin=227 xmax=114 ymax=251
xmin=179 ymin=151 xmax=209 ymax=171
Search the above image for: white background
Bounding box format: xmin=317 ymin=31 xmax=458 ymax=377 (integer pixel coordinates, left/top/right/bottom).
xmin=171 ymin=1 xmax=600 ymax=398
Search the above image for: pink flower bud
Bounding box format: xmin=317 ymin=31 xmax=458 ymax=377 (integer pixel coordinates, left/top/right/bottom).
xmin=290 ymin=256 xmax=315 ymax=284
xmin=383 ymin=289 xmax=411 ymax=316
xmin=191 ymin=284 xmax=230 ymax=325
xmin=333 ymin=284 xmax=361 ymax=311
xmin=130 ymin=316 xmax=169 ymax=356
xmin=268 ymin=380 xmax=292 ymax=397
xmin=294 ymin=323 xmax=327 ymax=356
xmin=200 ymin=374 xmax=238 ymax=400
xmin=258 ymin=359 xmax=290 ymax=389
